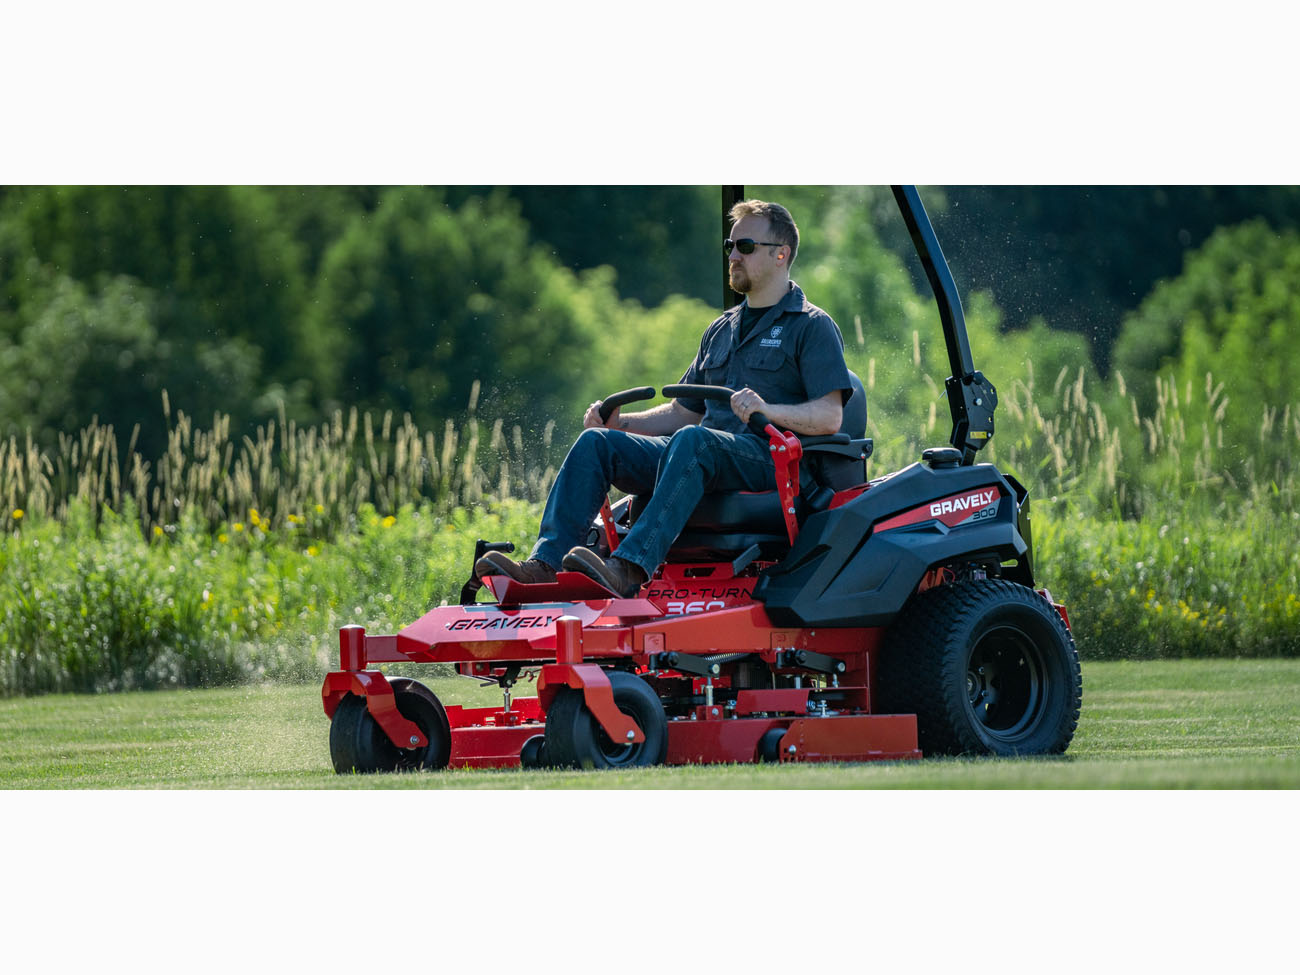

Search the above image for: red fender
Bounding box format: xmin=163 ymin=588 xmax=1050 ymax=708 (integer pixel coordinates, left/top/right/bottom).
xmin=536 ymin=663 xmax=646 ymax=745
xmin=321 ymin=670 xmax=428 ymax=749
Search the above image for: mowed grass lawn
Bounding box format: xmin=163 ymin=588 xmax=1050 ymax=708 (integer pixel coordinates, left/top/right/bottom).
xmin=2 ymin=659 xmax=1298 ymax=789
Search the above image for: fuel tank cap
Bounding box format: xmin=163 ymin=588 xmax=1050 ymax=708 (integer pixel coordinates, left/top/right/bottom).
xmin=922 ymin=447 xmax=963 ymax=469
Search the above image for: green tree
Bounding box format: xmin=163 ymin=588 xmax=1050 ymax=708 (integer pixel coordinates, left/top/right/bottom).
xmin=0 ymin=269 xmax=262 ymax=455
xmin=473 ymin=186 xmax=720 ymax=307
xmin=0 ymin=186 xmax=311 ymax=393
xmin=577 ymin=277 xmax=718 ymax=412
xmin=306 ymin=188 xmax=633 ymax=433
xmin=1113 ymin=219 xmax=1300 ymax=480
xmin=930 ymin=186 xmax=1300 ymax=370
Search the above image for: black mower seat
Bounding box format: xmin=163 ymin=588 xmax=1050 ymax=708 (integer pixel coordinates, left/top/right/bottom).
xmin=642 ymin=372 xmax=872 ymax=563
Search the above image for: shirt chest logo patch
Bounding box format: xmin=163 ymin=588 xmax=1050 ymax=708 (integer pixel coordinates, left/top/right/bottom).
xmin=759 ymin=338 xmax=783 ymax=347
xmin=759 ymin=325 xmax=784 ymax=347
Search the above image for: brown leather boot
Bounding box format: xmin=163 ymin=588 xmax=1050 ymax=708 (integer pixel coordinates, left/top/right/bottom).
xmin=474 ymin=552 xmax=558 ymax=584
xmin=561 ymin=547 xmax=646 ymax=598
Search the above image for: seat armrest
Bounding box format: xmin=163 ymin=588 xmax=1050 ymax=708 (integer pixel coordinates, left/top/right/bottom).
xmin=802 ymin=438 xmax=873 ymax=461
xmin=797 ymin=433 xmax=851 ymax=447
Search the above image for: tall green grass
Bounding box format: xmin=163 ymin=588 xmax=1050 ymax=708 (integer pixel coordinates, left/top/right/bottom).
xmin=863 ymin=346 xmax=1300 ymax=519
xmin=1 ymin=381 xmax=558 ymax=540
xmin=6 ymin=361 xmax=1298 ymax=535
xmin=0 ymin=498 xmax=541 ymax=695
xmin=1037 ymin=506 xmax=1300 ymax=659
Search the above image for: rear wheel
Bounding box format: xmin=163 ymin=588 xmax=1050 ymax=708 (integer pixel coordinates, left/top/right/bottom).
xmin=545 ymin=671 xmax=668 ymax=769
xmin=877 ymin=580 xmax=1081 ymax=756
xmin=329 ymin=678 xmax=453 ymax=773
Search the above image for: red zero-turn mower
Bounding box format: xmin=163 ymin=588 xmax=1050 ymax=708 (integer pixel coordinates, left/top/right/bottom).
xmin=322 ymin=186 xmax=1082 ymax=772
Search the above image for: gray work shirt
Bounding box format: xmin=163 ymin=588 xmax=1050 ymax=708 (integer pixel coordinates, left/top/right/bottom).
xmin=676 ymin=281 xmax=853 ymax=436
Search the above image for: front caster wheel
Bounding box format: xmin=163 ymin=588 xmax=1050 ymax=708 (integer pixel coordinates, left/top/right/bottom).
xmin=544 ymin=671 xmax=668 ymax=770
xmin=519 ymin=734 xmax=550 ymax=769
xmin=329 ymin=678 xmax=453 ymax=773
xmin=757 ymin=727 xmax=787 ymax=763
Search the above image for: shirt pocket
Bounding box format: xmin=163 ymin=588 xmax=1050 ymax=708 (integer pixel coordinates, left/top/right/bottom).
xmin=698 ymin=333 xmax=733 ymax=382
xmin=743 ymin=344 xmax=789 ymax=373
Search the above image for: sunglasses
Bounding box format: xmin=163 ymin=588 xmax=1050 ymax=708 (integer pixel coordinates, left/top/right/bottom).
xmin=724 ymin=238 xmax=784 ymax=256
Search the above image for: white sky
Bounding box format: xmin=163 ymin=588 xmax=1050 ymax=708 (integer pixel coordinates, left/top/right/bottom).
xmin=4 ymin=4 xmax=1294 ymax=185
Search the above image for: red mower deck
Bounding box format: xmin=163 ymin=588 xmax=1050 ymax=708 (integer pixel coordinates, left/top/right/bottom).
xmin=322 ymin=567 xmax=925 ymax=768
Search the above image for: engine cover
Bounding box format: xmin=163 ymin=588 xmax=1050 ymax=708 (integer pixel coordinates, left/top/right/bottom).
xmin=754 ymin=461 xmax=1031 ymax=627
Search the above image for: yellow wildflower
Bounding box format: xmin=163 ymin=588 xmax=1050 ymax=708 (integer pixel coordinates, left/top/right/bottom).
xmin=382 ymin=515 xmax=396 ymax=528
xmin=218 ymin=533 xmax=229 ymax=544
xmin=11 ymin=509 xmax=23 ymax=520
xmin=234 ymin=522 xmax=245 ymax=533
xmin=307 ymin=545 xmax=319 ymax=557
xmin=153 ymin=525 xmax=163 ymax=537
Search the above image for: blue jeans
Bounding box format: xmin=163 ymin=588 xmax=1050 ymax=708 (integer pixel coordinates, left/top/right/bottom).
xmin=530 ymin=425 xmax=777 ymax=577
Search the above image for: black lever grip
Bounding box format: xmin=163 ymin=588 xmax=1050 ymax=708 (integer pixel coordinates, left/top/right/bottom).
xmin=597 ymin=386 xmax=656 ymax=423
xmin=662 ymin=384 xmax=772 ymax=438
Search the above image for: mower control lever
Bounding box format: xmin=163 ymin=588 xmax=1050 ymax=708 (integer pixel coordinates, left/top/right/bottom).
xmin=662 ymin=383 xmax=801 ymax=544
xmin=459 ymin=539 xmax=517 ymax=605
xmin=661 ymin=383 xmax=772 ymax=439
xmin=598 ymin=386 xmax=657 ymax=424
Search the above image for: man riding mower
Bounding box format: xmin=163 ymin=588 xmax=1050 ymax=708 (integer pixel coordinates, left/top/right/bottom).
xmin=321 ymin=187 xmax=1082 ymax=772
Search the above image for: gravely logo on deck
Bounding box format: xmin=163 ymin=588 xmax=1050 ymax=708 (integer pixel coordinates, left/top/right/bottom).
xmin=930 ymin=488 xmax=997 ymax=519
xmin=445 ymin=613 xmax=561 ymax=631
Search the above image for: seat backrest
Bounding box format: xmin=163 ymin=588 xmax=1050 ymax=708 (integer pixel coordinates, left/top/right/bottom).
xmin=841 ymin=371 xmax=867 ymax=439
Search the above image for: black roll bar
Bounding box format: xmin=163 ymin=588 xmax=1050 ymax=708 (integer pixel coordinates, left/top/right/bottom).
xmin=890 ymin=185 xmax=997 ymax=465
xmin=722 ymin=186 xmax=746 ymax=309
xmin=891 ymin=185 xmax=973 ymax=379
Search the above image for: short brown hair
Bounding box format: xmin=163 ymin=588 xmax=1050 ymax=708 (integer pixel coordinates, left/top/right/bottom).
xmin=728 ymin=199 xmax=799 ymax=267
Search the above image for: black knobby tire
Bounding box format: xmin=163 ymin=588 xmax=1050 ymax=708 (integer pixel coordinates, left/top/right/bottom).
xmin=329 ymin=677 xmax=453 ymax=773
xmin=544 ymin=671 xmax=668 ymax=770
xmin=876 ymin=580 xmax=1082 ymax=757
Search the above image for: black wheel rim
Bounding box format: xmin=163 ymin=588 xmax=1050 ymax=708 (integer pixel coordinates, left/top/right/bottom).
xmin=394 ymin=739 xmax=426 ymax=770
xmin=392 ymin=708 xmax=447 ymax=771
xmin=591 ymin=714 xmax=640 ymax=766
xmin=965 ymin=623 xmax=1048 ymax=745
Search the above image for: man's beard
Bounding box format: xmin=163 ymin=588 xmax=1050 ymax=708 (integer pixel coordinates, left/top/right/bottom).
xmin=728 ymin=264 xmax=751 ymax=293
